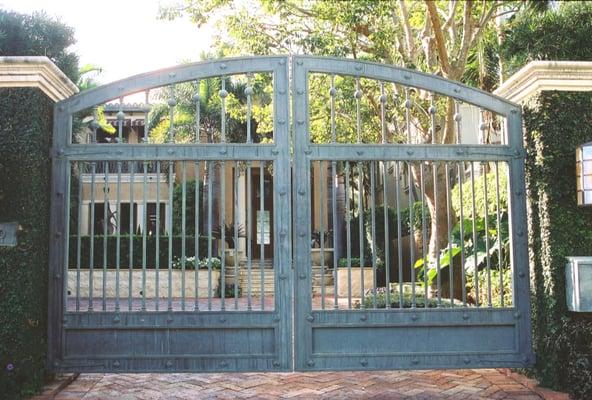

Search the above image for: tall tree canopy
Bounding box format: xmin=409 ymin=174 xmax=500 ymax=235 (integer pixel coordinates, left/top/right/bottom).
xmin=0 ymin=10 xmax=79 ymax=81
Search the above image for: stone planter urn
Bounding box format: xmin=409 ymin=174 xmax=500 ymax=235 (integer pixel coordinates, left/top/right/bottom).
xmin=311 ymin=248 xmax=334 ymax=266
xmin=224 ymin=248 xmax=245 ymax=266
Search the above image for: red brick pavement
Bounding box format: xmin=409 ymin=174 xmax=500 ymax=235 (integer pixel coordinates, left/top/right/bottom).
xmin=30 ymin=369 xmax=569 ymax=400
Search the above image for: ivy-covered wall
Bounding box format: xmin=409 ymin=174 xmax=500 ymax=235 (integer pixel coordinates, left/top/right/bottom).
xmin=524 ymin=91 xmax=592 ymax=400
xmin=0 ymin=88 xmax=54 ymax=399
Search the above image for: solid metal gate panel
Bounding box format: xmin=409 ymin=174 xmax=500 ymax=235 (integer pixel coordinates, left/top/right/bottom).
xmin=292 ymin=56 xmax=533 ymax=370
xmin=48 ymin=56 xmax=292 ymax=372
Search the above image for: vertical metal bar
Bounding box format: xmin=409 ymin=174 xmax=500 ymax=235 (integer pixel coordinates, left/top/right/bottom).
xmin=483 ymin=162 xmax=492 ymax=307
xmin=445 ymin=162 xmax=454 ymax=306
xmin=420 ymin=162 xmax=429 ymax=306
xmin=355 ymin=77 xmax=361 ymax=143
xmin=220 ymin=160 xmax=226 ymax=311
xmin=495 ymin=161 xmax=504 ymax=307
xmin=167 ymin=161 xmax=173 ymax=311
xmin=129 ymin=161 xmax=135 ymax=311
xmin=141 ymin=160 xmax=148 ymax=311
xmin=233 ymin=162 xmax=239 ymax=310
xmin=345 ymin=162 xmax=352 ymax=309
xmin=102 ymin=161 xmax=109 ymax=311
xmin=259 ymin=162 xmax=265 ymax=310
xmin=407 ymin=161 xmax=416 ymax=308
xmin=319 ymin=161 xmax=326 ymax=310
xmin=246 ymin=75 xmax=253 ymax=144
xmin=370 ymin=161 xmax=377 ymax=309
xmin=470 ymin=162 xmax=479 ymax=307
xmin=379 ymin=82 xmax=390 ymax=308
xmin=458 ymin=161 xmax=467 ymax=307
xmin=395 ymin=161 xmax=403 ymax=308
xmin=357 ymin=162 xmax=365 ymax=308
xmin=194 ymin=160 xmax=200 ymax=311
xmin=220 ymin=77 xmax=227 ymax=143
xmin=332 ymin=160 xmax=338 ymax=309
xmin=63 ymin=163 xmax=72 ymax=317
xmin=181 ymin=161 xmax=187 ymax=311
xmin=143 ymin=90 xmax=150 ymax=143
xmin=89 ymin=161 xmax=96 ymax=311
xmin=194 ymin=80 xmax=201 ymax=311
xmin=155 ymin=161 xmax=160 ymax=311
xmin=207 ymin=161 xmax=213 ymax=311
xmin=116 ymin=99 xmax=123 ymax=312
xmin=246 ymin=161 xmax=252 ymax=310
xmin=75 ymin=163 xmax=82 ymax=311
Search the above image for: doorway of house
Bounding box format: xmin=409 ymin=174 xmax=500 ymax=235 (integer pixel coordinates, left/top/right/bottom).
xmin=251 ymin=166 xmax=273 ymax=260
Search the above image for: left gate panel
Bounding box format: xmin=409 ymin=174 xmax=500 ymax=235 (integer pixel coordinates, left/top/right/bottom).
xmin=48 ymin=56 xmax=292 ymax=372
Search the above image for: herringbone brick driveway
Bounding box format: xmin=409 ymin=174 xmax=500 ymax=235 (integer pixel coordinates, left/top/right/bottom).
xmin=32 ymin=369 xmax=569 ymax=400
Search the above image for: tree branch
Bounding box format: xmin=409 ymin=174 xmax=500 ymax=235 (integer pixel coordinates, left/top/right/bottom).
xmin=397 ymin=0 xmax=416 ymax=63
xmin=425 ymin=0 xmax=451 ymax=75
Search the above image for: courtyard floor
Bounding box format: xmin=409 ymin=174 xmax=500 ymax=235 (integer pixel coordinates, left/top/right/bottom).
xmin=32 ymin=369 xmax=569 ymax=399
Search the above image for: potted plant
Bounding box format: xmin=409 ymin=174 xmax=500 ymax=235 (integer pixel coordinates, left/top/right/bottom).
xmin=213 ymin=223 xmax=246 ymax=265
xmin=311 ymin=229 xmax=334 ymax=266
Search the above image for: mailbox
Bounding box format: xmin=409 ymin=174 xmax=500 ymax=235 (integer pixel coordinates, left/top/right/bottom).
xmin=566 ymin=257 xmax=592 ymax=312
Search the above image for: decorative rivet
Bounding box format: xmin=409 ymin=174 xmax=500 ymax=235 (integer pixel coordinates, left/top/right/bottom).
xmin=511 ymin=109 xmax=518 ymax=114
xmin=113 ymin=360 xmax=120 ymax=368
xmin=407 ymin=149 xmax=414 ymax=155
xmin=517 ymin=230 xmax=524 ymax=237
xmin=278 ymin=119 xmax=286 ymax=125
xmin=428 ymin=106 xmax=436 ymax=115
xmin=279 ymin=59 xmax=286 ymax=65
xmin=113 ymin=315 xmax=120 ymax=323
xmin=462 ymin=313 xmax=469 ymax=320
xmin=167 ymin=98 xmax=177 ymax=107
xmin=514 ymin=312 xmax=521 ymax=319
xmin=405 ymin=99 xmax=412 ymax=108
xmin=360 ymin=359 xmax=368 ymax=366
xmin=193 ymin=93 xmax=200 ymax=102
xmin=411 ymin=314 xmax=418 ymax=321
xmin=219 ymin=89 xmax=228 ymax=99
xmin=54 ymin=274 xmax=61 ymax=279
xmin=456 ymin=148 xmax=464 ymax=155
xmin=354 ymin=90 xmax=362 ymax=100
xmin=480 ymin=123 xmax=487 ymax=131
xmin=273 ymin=316 xmax=281 ymax=322
xmin=168 ymin=72 xmax=176 ymax=78
xmin=116 ymin=150 xmax=123 ymax=155
xmin=522 ymin=355 xmax=529 ymax=364
xmin=329 ymin=88 xmax=337 ymax=97
xmin=55 ymin=232 xmax=61 ymax=238
xmin=306 ymin=314 xmax=314 ymax=322
xmin=280 ymin=231 xmax=287 ymax=238
xmin=297 ymin=119 xmax=305 ymax=125
xmin=279 ymin=190 xmax=287 ymax=196
xmin=299 ymin=232 xmax=306 ymax=237
xmin=296 ymin=60 xmax=303 ymax=66
xmin=304 ymin=149 xmax=312 ymax=155
xmin=167 ymin=149 xmax=175 ymax=155
xmin=219 ymin=317 xmax=226 ymax=323
xmin=272 ymin=149 xmax=279 ymax=155
xmin=278 ymin=89 xmax=286 ymax=94
xmin=454 ymin=88 xmax=461 ymax=94
xmin=298 ymin=188 xmax=306 ymax=195
xmin=297 ymin=89 xmax=304 ymax=95
xmin=357 ymin=150 xmax=364 ymax=156
xmin=412 ymin=357 xmax=419 ymax=364
xmin=307 ymin=360 xmax=315 ymax=367
xmin=360 ymin=314 xmax=368 ymax=322
xmin=167 ymin=316 xmax=173 ymax=323
xmin=56 ymin=192 xmax=63 ymax=197
xmin=140 ymin=318 xmax=145 ymax=323
xmin=518 ymin=271 xmax=526 ymax=278
xmin=244 ymin=86 xmax=254 ymax=96
xmin=403 ymin=73 xmax=411 ymax=80
xmin=355 ymin=65 xmax=363 ymax=71
xmin=219 ymin=149 xmax=227 ymax=155
xmin=379 ymin=94 xmax=387 ymax=103
xmin=515 ymin=149 xmax=521 ymax=156
xmin=299 ymin=273 xmax=307 ymax=280
xmin=516 ymin=191 xmax=523 ymax=196
xmin=279 ymin=274 xmax=287 ymax=280
xmin=118 ymin=86 xmax=124 ymax=91
xmin=57 ymin=150 xmax=65 ymax=156
xmin=273 ymin=360 xmax=281 ymax=367
xmin=58 ymin=106 xmax=64 ymax=112
xmin=165 ymin=360 xmax=173 ymax=368
xmin=454 ymin=113 xmax=462 ymax=122
xmin=463 ymin=357 xmax=470 ymax=364
xmin=219 ymin=63 xmax=227 ymax=70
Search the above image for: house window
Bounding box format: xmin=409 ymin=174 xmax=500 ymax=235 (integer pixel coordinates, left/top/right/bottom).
xmin=145 ymin=203 xmax=166 ymax=236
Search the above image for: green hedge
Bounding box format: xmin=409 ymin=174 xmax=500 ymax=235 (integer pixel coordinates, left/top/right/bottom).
xmin=0 ymin=88 xmax=54 ymax=399
xmin=68 ymin=235 xmax=211 ymax=268
xmin=523 ymin=91 xmax=592 ymax=399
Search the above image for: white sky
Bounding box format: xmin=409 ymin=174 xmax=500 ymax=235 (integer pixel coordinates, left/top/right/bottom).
xmin=0 ymin=0 xmax=216 ymax=85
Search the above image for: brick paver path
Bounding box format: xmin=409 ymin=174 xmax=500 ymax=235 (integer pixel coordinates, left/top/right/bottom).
xmin=32 ymin=369 xmax=569 ymax=399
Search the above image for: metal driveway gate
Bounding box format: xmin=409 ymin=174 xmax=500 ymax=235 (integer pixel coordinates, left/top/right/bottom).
xmin=49 ymin=55 xmax=533 ymax=372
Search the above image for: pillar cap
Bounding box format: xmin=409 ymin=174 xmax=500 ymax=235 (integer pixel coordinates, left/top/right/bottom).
xmin=0 ymin=56 xmax=78 ymax=102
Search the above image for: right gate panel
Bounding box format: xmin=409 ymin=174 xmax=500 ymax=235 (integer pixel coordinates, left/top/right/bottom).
xmin=292 ymin=56 xmax=534 ymax=371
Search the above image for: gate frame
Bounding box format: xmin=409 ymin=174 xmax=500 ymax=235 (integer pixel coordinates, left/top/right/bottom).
xmin=48 ymin=56 xmax=293 ymax=372
xmin=291 ymin=55 xmax=533 ymax=370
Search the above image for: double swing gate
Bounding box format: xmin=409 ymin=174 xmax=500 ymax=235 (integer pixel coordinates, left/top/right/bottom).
xmin=49 ymin=56 xmax=533 ymax=372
